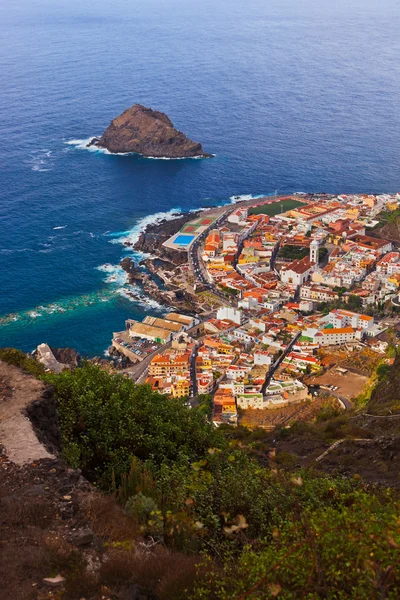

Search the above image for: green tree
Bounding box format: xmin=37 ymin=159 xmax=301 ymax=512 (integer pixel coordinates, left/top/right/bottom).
xmin=46 ymin=363 xmax=222 ymax=488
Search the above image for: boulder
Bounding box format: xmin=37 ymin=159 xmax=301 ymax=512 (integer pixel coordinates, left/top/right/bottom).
xmin=42 ymin=575 xmax=66 ymax=588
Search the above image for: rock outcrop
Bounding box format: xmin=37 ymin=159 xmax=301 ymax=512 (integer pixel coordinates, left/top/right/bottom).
xmin=88 ymin=104 xmax=212 ymax=158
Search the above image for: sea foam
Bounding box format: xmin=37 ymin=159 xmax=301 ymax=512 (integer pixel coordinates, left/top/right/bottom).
xmin=229 ymin=193 xmax=269 ymax=204
xmin=27 ymin=149 xmax=54 ymax=172
xmin=64 ymin=138 xmax=213 ymax=160
xmin=97 ymin=263 xmax=128 ymax=286
xmin=107 ymin=207 xmax=184 ymax=250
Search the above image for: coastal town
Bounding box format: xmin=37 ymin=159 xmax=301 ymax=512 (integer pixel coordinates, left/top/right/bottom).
xmin=86 ymin=192 xmax=398 ymax=428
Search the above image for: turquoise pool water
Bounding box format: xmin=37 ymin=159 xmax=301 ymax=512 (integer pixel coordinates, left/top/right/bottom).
xmin=174 ymin=234 xmax=196 ymax=246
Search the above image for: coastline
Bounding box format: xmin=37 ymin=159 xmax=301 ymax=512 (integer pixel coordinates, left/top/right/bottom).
xmin=119 ymin=194 xmax=308 ymax=315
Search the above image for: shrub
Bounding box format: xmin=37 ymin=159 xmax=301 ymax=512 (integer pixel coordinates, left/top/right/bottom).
xmin=0 ymin=348 xmax=46 ymax=378
xmin=46 ymin=363 xmax=222 ymax=488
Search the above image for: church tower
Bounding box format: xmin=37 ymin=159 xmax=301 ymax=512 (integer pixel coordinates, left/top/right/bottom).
xmin=310 ymin=239 xmax=319 ymax=264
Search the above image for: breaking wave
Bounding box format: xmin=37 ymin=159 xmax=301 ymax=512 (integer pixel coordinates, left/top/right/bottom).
xmin=97 ymin=263 xmax=128 ymax=286
xmin=64 ymin=138 xmax=213 ymax=159
xmin=97 ymin=263 xmax=166 ymax=312
xmin=229 ymin=193 xmax=269 ymax=204
xmin=106 ymin=207 xmax=184 ymax=251
xmin=116 ymin=285 xmax=167 ymax=312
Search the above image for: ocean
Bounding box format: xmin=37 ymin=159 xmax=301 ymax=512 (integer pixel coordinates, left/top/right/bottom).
xmin=1 ymin=0 xmax=400 ymax=356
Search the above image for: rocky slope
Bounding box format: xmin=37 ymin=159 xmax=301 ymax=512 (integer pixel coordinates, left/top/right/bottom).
xmin=371 ymin=216 xmax=400 ymax=243
xmin=89 ymin=104 xmax=212 ymax=158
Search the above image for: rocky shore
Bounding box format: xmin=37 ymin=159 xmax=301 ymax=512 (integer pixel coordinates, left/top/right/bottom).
xmin=131 ymin=212 xmax=200 ymax=266
xmin=88 ymin=104 xmax=212 ymax=158
xmin=119 ymin=257 xmax=198 ymax=313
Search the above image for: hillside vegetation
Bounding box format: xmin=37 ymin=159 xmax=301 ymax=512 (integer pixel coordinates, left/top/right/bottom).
xmin=1 ymin=352 xmax=400 ymax=599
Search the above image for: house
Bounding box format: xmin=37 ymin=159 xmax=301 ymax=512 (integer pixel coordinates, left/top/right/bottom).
xmin=254 ymin=351 xmax=272 ymax=366
xmin=228 ymin=207 xmax=248 ymax=225
xmin=216 ymin=306 xmax=243 ymax=325
xmin=226 ymin=365 xmax=251 ymax=380
xmin=300 ymin=284 xmax=340 ymax=303
xmin=197 ymin=374 xmax=214 ymax=395
xmin=149 ymin=351 xmax=191 ymax=376
xmin=236 ymin=393 xmax=265 ymax=409
xmin=314 ymin=327 xmax=359 ymax=346
xmin=213 ymin=388 xmax=237 ymax=425
xmin=376 ymin=252 xmax=400 ymax=275
xmin=326 ymin=309 xmax=374 ymax=331
xmin=283 ymin=352 xmax=321 ymax=372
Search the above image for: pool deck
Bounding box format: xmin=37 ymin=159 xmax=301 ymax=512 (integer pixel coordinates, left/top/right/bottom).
xmin=162 ymin=208 xmax=223 ymax=251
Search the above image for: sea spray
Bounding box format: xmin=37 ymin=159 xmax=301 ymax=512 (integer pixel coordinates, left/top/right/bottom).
xmin=229 ymin=193 xmax=271 ymax=204
xmin=64 ymin=138 xmax=213 ymax=159
xmin=106 ymin=207 xmax=184 ymax=249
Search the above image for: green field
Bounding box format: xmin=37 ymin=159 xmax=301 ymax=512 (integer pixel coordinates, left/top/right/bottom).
xmin=249 ymin=198 xmax=306 ymax=216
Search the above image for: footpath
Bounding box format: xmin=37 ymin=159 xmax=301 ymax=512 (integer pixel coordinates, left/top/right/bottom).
xmin=0 ymin=360 xmax=54 ymax=464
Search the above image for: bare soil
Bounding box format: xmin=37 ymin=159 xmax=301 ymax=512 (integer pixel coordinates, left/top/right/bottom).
xmin=306 ymin=368 xmax=368 ymax=400
xmin=0 ymin=361 xmax=54 ymax=464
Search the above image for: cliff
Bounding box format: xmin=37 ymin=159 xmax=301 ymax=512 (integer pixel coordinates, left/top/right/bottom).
xmin=89 ymin=104 xmax=212 ymax=158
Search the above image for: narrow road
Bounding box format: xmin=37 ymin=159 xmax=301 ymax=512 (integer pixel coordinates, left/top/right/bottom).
xmin=315 ymin=438 xmax=374 ymax=462
xmin=262 ymin=331 xmax=301 ymax=395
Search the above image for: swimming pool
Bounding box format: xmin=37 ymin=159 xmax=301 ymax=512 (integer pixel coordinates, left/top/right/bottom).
xmin=174 ymin=234 xmax=195 ymax=246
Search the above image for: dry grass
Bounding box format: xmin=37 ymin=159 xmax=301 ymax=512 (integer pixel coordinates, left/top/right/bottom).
xmin=83 ymin=492 xmax=140 ymax=542
xmin=99 ymin=546 xmax=202 ymax=599
xmin=1 ymin=497 xmax=55 ymax=529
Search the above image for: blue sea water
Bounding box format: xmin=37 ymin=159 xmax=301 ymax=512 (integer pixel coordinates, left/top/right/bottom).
xmin=1 ymin=0 xmax=400 ymax=355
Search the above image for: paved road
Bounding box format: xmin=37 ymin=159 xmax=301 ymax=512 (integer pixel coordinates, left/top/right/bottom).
xmin=262 ymin=331 xmax=302 ymax=395
xmin=188 ymin=209 xmax=239 ymax=307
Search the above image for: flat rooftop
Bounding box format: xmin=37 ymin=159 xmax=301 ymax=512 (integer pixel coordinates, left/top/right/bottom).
xmin=143 ymin=316 xmax=183 ymax=332
xmin=164 ymin=312 xmax=193 ymax=325
xmin=129 ymin=322 xmax=172 ymax=340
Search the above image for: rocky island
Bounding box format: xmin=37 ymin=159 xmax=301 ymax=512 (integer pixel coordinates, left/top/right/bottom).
xmin=88 ymin=104 xmax=212 ymax=158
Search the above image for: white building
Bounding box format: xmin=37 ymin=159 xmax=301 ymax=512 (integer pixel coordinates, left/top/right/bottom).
xmin=254 ymin=351 xmax=272 ymax=366
xmin=314 ymin=327 xmax=360 ymax=346
xmin=236 ymin=393 xmax=265 ymax=409
xmin=217 ymin=306 xmax=243 ymax=325
xmin=226 ymin=365 xmax=251 ymax=380
xmin=228 ymin=207 xmax=248 ymax=225
xmin=326 ymin=309 xmax=374 ymax=331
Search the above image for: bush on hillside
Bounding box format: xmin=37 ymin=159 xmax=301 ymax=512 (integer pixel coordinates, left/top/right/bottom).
xmin=45 ymin=363 xmax=222 ymax=487
xmin=0 ymin=347 xmax=46 ymax=378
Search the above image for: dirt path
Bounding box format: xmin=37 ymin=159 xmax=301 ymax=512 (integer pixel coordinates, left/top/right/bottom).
xmin=0 ymin=361 xmax=54 ymax=464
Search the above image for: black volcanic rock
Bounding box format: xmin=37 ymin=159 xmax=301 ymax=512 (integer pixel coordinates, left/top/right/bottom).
xmin=89 ymin=104 xmax=212 ymax=158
